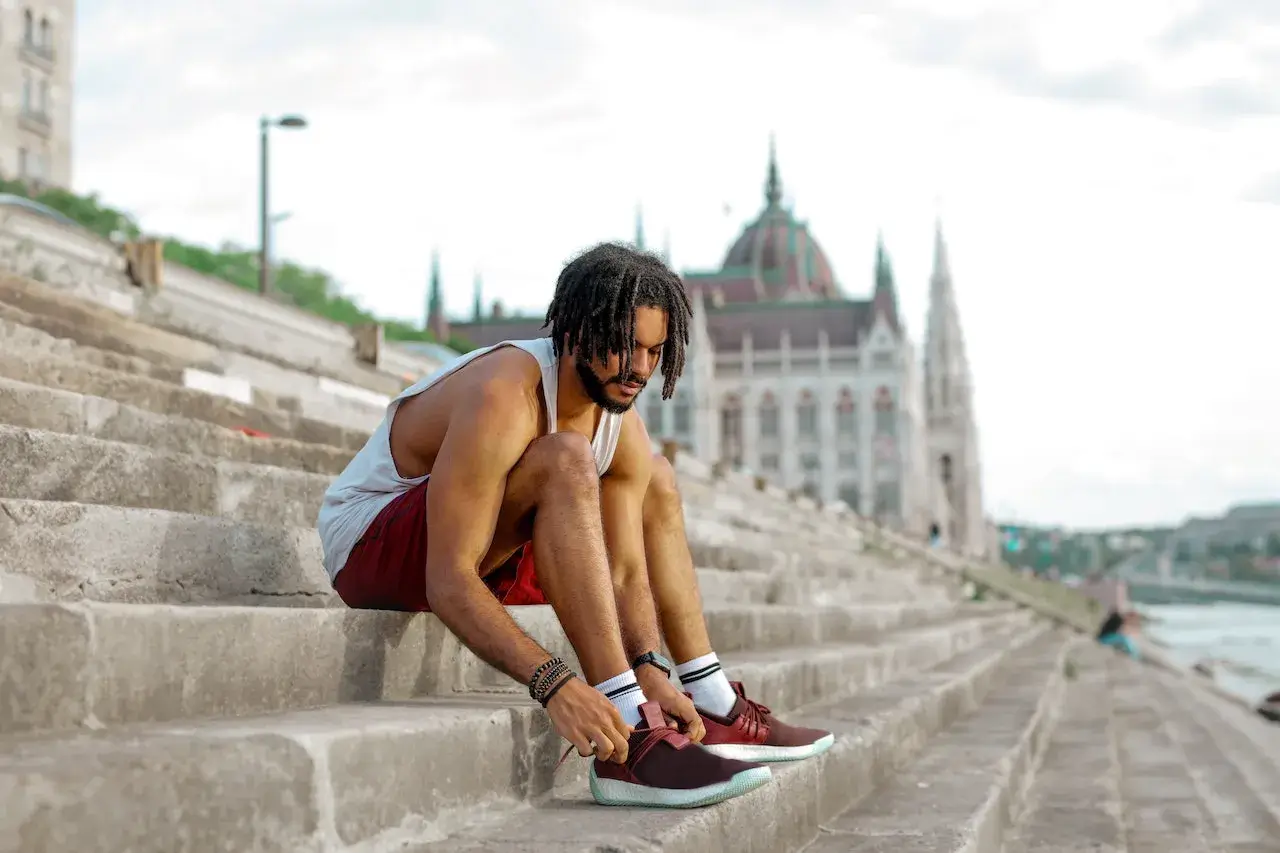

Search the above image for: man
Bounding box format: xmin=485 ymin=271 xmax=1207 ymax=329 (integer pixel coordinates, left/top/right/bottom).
xmin=318 ymin=243 xmax=832 ymax=809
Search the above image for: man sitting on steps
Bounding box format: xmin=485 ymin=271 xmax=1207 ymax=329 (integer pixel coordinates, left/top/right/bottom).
xmin=317 ymin=242 xmax=833 ymax=809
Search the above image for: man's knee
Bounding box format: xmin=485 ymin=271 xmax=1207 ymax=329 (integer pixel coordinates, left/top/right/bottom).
xmin=645 ymin=452 xmax=682 ymax=517
xmin=523 ymin=432 xmax=598 ymax=489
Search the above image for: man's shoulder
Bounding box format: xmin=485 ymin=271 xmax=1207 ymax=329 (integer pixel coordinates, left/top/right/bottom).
xmin=453 ymin=347 xmax=545 ymax=427
xmin=469 ymin=344 xmax=544 ymax=385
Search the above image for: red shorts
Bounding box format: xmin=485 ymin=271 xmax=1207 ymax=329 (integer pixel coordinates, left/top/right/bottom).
xmin=333 ymin=479 xmax=548 ymax=611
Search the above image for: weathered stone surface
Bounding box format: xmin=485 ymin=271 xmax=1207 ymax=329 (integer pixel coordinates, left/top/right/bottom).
xmin=0 ymin=350 xmax=367 ymax=450
xmin=0 ymin=499 xmax=948 ymax=609
xmin=418 ymin=624 xmax=1055 ymax=853
xmin=0 ymin=376 xmax=353 ymax=474
xmin=0 ymin=603 xmax=1022 ymax=735
xmin=0 ymin=425 xmax=327 ymax=526
xmin=0 ymin=620 xmax=1048 ymax=853
xmin=0 ymin=500 xmax=331 ymax=605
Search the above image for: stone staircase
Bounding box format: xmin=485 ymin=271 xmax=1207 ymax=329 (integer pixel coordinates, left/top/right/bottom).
xmin=1 ymin=273 xmax=1277 ymax=853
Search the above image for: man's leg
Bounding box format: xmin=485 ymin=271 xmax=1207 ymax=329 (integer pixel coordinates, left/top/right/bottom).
xmin=642 ymin=453 xmax=835 ymax=762
xmin=641 ymin=453 xmax=737 ymax=715
xmin=490 ymin=432 xmax=646 ymax=724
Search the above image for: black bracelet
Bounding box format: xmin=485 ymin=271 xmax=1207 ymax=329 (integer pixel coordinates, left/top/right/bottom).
xmin=532 ymin=661 xmax=569 ymax=703
xmin=532 ymin=655 xmax=568 ymax=696
xmin=538 ymin=671 xmax=576 ymax=708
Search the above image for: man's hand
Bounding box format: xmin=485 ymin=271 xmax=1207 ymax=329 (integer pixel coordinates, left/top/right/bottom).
xmin=637 ymin=666 xmax=706 ymax=743
xmin=546 ymin=678 xmax=633 ymax=764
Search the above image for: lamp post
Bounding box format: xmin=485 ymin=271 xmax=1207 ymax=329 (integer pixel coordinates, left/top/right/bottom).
xmin=258 ymin=113 xmax=307 ymax=296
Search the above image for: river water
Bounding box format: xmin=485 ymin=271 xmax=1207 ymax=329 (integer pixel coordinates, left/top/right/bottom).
xmin=1140 ymin=602 xmax=1280 ymax=705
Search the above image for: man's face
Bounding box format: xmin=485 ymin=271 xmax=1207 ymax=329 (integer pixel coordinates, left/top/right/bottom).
xmin=573 ymin=305 xmax=668 ymax=414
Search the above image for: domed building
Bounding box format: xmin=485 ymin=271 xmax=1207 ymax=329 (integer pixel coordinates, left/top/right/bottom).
xmin=448 ymin=141 xmax=985 ymax=553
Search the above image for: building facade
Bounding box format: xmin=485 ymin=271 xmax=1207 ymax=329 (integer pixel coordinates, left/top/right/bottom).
xmin=450 ymin=143 xmax=987 ymax=554
xmin=0 ymin=0 xmax=74 ymax=187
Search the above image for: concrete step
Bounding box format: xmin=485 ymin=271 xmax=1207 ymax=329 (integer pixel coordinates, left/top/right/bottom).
xmin=1001 ymin=645 xmax=1128 ymax=853
xmin=0 ymin=600 xmax=1017 ymax=736
xmin=0 ymin=306 xmax=189 ymax=385
xmin=407 ymin=619 xmax=1056 ymax=853
xmin=0 ymin=499 xmax=333 ymax=606
xmin=0 ymin=375 xmax=353 ymax=475
xmin=0 ymin=349 xmax=368 ymax=451
xmin=1109 ymin=654 xmax=1224 ymax=851
xmin=0 ymin=276 xmax=217 ymax=375
xmin=0 ymin=391 xmax=895 ymax=593
xmin=801 ymin=628 xmax=1075 ymax=853
xmin=0 ymin=611 xmax=1039 ymax=853
xmin=0 ymin=425 xmax=326 ymax=528
xmin=1140 ymin=664 xmax=1280 ymax=846
xmin=0 ymin=498 xmax=949 ymax=608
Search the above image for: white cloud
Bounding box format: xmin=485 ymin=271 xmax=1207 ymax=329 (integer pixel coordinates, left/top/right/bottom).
xmin=72 ymin=0 xmax=1280 ymax=528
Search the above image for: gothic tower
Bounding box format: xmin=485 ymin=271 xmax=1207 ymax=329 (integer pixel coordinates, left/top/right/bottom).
xmin=924 ymin=219 xmax=986 ymax=555
xmin=426 ymin=250 xmax=449 ymax=343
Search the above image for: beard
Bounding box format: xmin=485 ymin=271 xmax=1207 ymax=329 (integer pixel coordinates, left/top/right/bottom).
xmin=574 ymin=354 xmax=646 ymax=414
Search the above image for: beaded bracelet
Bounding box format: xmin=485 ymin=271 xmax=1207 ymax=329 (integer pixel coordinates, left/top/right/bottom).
xmin=532 ymin=660 xmax=569 ymax=702
xmin=528 ymin=657 xmax=568 ymax=703
xmin=537 ymin=671 xmax=577 ymax=708
xmin=528 ymin=657 xmax=561 ymax=690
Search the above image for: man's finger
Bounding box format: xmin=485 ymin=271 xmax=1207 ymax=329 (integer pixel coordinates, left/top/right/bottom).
xmin=604 ymin=722 xmax=630 ymax=764
xmin=586 ymin=728 xmax=614 ymax=762
xmin=687 ymin=715 xmax=706 ymax=743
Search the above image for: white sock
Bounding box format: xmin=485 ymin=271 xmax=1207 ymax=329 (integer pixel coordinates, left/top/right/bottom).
xmin=676 ymin=652 xmax=737 ymax=716
xmin=593 ymin=670 xmax=648 ymax=728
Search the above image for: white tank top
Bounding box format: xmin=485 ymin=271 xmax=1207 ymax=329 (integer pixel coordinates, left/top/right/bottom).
xmin=316 ymin=337 xmax=625 ymax=582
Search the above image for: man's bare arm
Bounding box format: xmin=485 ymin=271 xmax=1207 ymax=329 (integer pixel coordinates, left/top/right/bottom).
xmin=422 ymin=380 xmax=550 ymax=685
xmin=600 ymin=413 xmax=663 ymax=663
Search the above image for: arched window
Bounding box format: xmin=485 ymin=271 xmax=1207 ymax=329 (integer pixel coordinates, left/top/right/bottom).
xmin=874 ymin=386 xmax=895 ymax=435
xmin=23 ymin=9 xmax=34 ymax=45
xmin=940 ymin=454 xmax=954 ymax=485
xmin=39 ymin=17 xmax=50 ymax=48
xmin=758 ymin=391 xmax=779 ymax=439
xmin=720 ymin=393 xmax=743 ymax=467
xmin=797 ymin=390 xmax=817 ymax=438
xmin=835 ymin=387 xmax=856 ymax=436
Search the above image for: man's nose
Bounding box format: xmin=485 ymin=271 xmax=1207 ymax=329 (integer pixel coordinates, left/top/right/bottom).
xmin=633 ymin=350 xmax=655 ymax=377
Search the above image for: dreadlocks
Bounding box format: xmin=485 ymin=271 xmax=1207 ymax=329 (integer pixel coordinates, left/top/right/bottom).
xmin=544 ymin=241 xmax=693 ymax=400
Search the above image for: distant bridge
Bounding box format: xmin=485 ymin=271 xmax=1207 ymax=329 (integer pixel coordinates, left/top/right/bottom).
xmin=1110 ymin=553 xmax=1280 ymax=607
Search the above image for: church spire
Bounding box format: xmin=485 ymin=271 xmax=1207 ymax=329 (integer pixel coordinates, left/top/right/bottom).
xmin=872 ymin=231 xmax=901 ymax=332
xmin=924 ymin=217 xmax=969 ymax=416
xmin=471 ymin=271 xmax=483 ymax=322
xmin=634 ymin=204 xmax=647 ymax=251
xmin=764 ymin=133 xmax=782 ymax=209
xmin=426 ymin=250 xmax=449 ymax=342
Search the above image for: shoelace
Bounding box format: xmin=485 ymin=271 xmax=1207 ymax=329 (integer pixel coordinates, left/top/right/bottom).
xmin=736 ymin=696 xmax=774 ymax=741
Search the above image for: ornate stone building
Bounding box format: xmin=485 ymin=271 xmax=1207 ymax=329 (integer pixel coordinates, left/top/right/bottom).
xmin=449 ymin=144 xmax=986 ymax=553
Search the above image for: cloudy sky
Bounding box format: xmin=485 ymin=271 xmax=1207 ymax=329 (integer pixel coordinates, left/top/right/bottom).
xmin=73 ymin=0 xmax=1279 ymax=530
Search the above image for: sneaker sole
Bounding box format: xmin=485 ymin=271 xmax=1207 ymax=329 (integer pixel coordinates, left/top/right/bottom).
xmin=588 ymin=764 xmax=772 ymax=808
xmin=701 ymin=733 xmax=836 ymax=763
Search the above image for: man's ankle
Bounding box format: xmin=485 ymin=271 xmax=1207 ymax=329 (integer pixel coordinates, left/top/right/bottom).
xmin=676 ymin=652 xmax=737 ymax=716
xmin=593 ymin=670 xmax=647 ymax=727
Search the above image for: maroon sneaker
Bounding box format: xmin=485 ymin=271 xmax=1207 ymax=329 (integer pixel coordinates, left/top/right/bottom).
xmin=695 ymin=681 xmax=835 ymax=763
xmin=589 ymin=701 xmax=772 ymax=808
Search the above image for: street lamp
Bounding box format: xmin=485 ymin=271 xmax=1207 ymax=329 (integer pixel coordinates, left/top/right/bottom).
xmin=258 ymin=113 xmax=308 ymax=295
